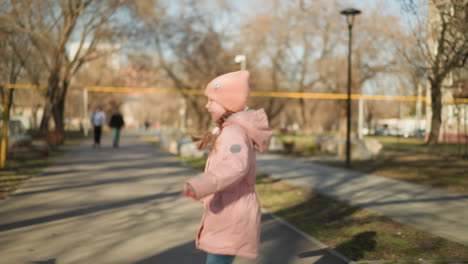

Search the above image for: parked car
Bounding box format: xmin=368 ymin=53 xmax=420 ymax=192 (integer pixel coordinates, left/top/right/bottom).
xmin=375 ymin=128 xmax=397 ymax=136
xmin=410 ymin=129 xmax=426 ymax=138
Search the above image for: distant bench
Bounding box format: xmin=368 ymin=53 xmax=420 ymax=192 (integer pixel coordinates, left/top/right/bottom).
xmin=0 ymin=120 xmax=32 ymax=147
xmin=1 ymin=120 xmax=62 ymax=156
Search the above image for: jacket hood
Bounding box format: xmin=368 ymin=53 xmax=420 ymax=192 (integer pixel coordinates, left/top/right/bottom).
xmin=223 ymin=108 xmax=272 ymax=152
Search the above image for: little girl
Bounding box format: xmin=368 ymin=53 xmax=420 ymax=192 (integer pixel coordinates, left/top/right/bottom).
xmin=182 ymin=70 xmax=272 ymax=264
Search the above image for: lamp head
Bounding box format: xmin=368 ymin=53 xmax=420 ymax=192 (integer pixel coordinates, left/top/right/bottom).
xmin=340 ymin=8 xmax=361 ymax=27
xmin=234 ymin=55 xmax=246 ymax=63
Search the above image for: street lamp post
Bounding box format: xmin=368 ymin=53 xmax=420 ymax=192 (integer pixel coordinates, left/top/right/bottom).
xmin=234 ymin=54 xmax=247 ymax=70
xmin=340 ymin=8 xmax=361 ymax=167
xmin=83 ymin=88 xmax=88 ymax=136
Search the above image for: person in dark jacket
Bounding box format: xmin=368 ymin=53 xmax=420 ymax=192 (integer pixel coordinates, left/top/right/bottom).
xmin=109 ymin=110 xmax=125 ymax=148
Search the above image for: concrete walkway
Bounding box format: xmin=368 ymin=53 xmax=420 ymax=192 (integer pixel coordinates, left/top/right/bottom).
xmin=256 ymin=153 xmax=468 ymax=246
xmin=0 ymin=133 xmax=347 ymax=264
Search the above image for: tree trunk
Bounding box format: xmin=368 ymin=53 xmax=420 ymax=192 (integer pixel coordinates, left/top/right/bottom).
xmin=40 ymin=71 xmax=64 ymax=136
xmin=39 ymin=103 xmax=53 ymax=135
xmin=31 ymin=104 xmax=41 ymax=130
xmin=52 ymin=99 xmax=65 ymax=144
xmin=427 ymin=79 xmax=443 ymax=145
xmin=366 ymin=111 xmax=373 ymax=134
xmin=299 ymin=97 xmax=307 ymax=132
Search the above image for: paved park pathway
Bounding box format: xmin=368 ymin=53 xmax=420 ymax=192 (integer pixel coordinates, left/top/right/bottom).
xmin=0 ymin=132 xmax=348 ymax=264
xmin=256 ymin=153 xmax=468 ymax=246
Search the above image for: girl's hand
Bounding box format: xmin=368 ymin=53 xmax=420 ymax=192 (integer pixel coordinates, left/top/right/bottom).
xmin=182 ymin=183 xmax=197 ymax=200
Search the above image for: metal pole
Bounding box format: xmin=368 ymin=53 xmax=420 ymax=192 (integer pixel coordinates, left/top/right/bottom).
xmin=346 ymin=24 xmax=353 ymax=166
xmin=1 ymin=89 xmax=10 ymax=168
xmin=425 ymin=81 xmax=431 ymax=143
xmin=416 ymin=83 xmax=422 ymax=130
xmin=358 ymin=98 xmax=364 ymax=139
xmin=83 ymin=88 xmax=88 ymax=136
xmin=179 ymin=98 xmax=186 ymax=132
xmin=235 ymin=55 xmax=247 ymax=71
xmin=464 ymin=103 xmax=467 ymax=159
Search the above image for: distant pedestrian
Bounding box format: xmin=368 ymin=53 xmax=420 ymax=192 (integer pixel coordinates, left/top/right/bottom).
xmin=90 ymin=106 xmax=106 ymax=148
xmin=144 ymin=120 xmax=150 ymax=131
xmin=182 ymin=70 xmax=272 ymax=264
xmin=109 ymin=109 xmax=125 ymax=148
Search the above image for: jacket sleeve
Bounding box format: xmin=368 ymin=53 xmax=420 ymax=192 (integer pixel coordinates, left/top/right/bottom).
xmin=90 ymin=112 xmax=95 ymax=125
xmin=186 ymin=125 xmax=250 ymax=200
xmin=109 ymin=116 xmax=114 ymax=127
xmin=120 ymin=115 xmax=125 ymax=127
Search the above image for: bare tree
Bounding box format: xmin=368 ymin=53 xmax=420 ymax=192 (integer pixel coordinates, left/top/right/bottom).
xmin=237 ymin=3 xmax=293 ymax=124
xmin=1 ymin=0 xmax=130 ymax=142
xmin=133 ymin=0 xmax=240 ymax=131
xmin=0 ymin=1 xmax=41 ymax=156
xmin=0 ymin=30 xmax=20 ymax=125
xmin=400 ymin=0 xmax=468 ymax=144
xmin=239 ymin=0 xmax=409 ymax=135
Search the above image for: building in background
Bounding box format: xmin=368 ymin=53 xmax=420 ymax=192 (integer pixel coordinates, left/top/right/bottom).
xmin=425 ymin=0 xmax=468 ymax=143
xmin=68 ymin=42 xmax=121 ymax=70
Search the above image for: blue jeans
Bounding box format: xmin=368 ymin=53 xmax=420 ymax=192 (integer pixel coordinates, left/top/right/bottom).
xmin=112 ymin=128 xmax=120 ymax=147
xmin=206 ymin=253 xmax=235 ymax=264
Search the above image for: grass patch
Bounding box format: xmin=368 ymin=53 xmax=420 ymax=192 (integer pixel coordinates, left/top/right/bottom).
xmin=274 ymin=134 xmax=319 ymax=155
xmin=180 ymin=156 xmax=207 ymax=170
xmin=140 ymin=135 xmax=160 ymax=147
xmin=275 ymin=135 xmax=468 ymax=195
xmin=317 ymin=155 xmax=468 ymax=194
xmin=368 ymin=136 xmax=463 ymax=155
xmin=0 ymin=131 xmax=88 ymax=200
xmin=315 ymin=144 xmax=468 ymax=195
xmin=63 ymin=130 xmax=90 ymax=146
xmin=0 ymin=151 xmax=61 ymax=199
xmin=178 ymin=156 xmax=468 ymax=261
xmin=276 ymin=134 xmax=315 ymax=145
xmin=255 ymin=174 xmax=468 ymax=261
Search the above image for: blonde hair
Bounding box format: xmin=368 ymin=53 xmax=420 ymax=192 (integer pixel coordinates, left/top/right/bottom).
xmin=193 ymin=111 xmax=235 ymax=150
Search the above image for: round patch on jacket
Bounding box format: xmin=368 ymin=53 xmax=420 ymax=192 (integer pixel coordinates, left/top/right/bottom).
xmin=230 ymin=144 xmax=241 ymax=153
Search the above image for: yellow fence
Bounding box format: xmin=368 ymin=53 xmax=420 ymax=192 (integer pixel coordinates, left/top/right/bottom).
xmin=4 ymin=83 xmax=468 ymax=103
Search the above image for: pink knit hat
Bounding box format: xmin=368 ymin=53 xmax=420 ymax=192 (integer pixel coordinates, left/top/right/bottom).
xmin=205 ymin=70 xmax=250 ymax=112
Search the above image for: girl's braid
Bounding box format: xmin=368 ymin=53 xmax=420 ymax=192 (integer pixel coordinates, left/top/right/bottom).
xmin=193 ymin=111 xmax=235 ymax=150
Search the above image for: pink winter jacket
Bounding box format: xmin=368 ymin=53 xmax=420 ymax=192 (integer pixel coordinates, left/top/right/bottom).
xmin=186 ymin=109 xmax=272 ymax=259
